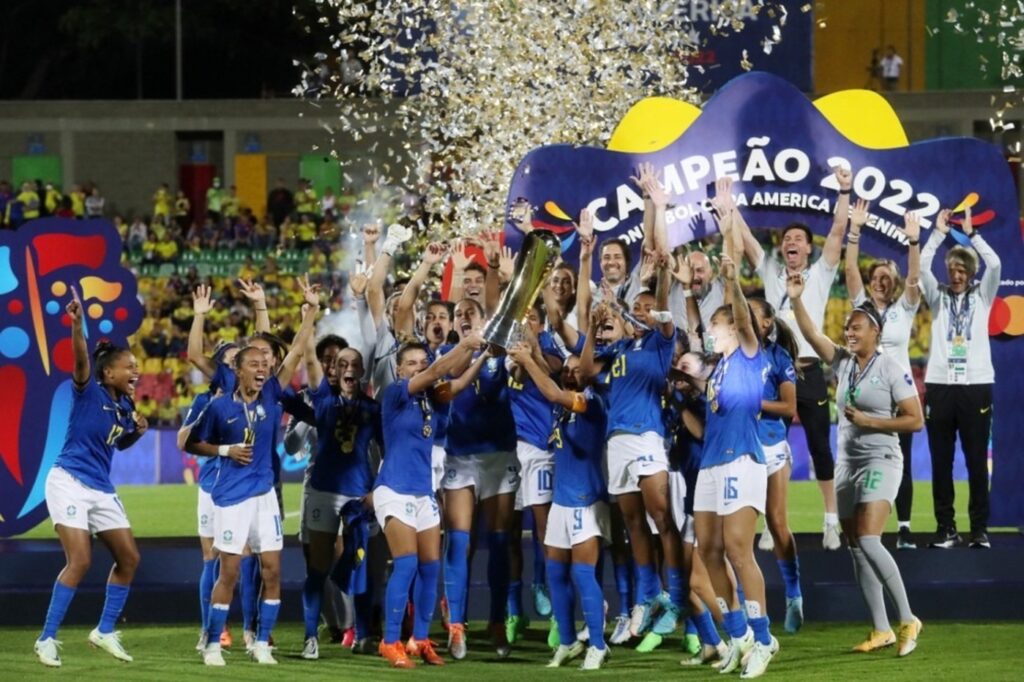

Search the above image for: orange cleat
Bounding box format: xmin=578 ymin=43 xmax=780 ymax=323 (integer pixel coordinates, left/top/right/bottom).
xmin=379 ymin=640 xmax=415 ymax=668
xmin=447 ymin=622 xmax=467 ymax=660
xmin=219 ymin=625 xmax=233 ymax=648
xmin=407 ymin=637 xmax=446 ymax=666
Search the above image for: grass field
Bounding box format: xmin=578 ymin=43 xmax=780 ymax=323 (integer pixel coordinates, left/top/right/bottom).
xmin=4 ymin=621 xmax=1024 ymax=680
xmin=12 ymin=480 xmax=992 ymax=540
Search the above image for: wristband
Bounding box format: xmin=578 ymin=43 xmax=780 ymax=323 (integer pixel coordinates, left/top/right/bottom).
xmin=254 ymin=307 xmax=267 ymax=312
xmin=651 ymin=310 xmax=673 ymax=324
xmin=682 ymin=289 xmax=694 ymax=298
xmin=218 ymin=445 xmax=230 ymax=457
xmin=487 ymin=261 xmax=500 ymax=269
xmin=908 ymin=239 xmax=920 ymax=246
xmin=847 ymin=236 xmax=860 ymax=244
xmin=969 ymin=231 xmax=981 ymax=239
xmin=839 ymin=188 xmax=852 ymax=195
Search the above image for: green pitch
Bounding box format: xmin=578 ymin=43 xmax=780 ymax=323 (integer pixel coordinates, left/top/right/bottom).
xmin=4 ymin=621 xmax=1023 ymax=680
xmin=12 ymin=481 xmax=985 ymax=539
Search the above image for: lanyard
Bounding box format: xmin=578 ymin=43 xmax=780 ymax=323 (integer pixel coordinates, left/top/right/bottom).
xmin=707 ymin=354 xmax=730 ymax=413
xmin=416 ymin=393 xmax=434 ymax=438
xmin=947 ymin=289 xmax=973 ymax=341
xmin=845 ymin=351 xmax=879 ymax=407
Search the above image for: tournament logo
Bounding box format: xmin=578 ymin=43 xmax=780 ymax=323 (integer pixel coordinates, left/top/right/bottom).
xmin=405 ymin=502 xmax=415 ymax=516
xmin=312 ymin=508 xmax=321 ymax=520
xmin=223 ymin=530 xmax=233 ymax=543
xmin=200 ymin=513 xmax=209 ymax=526
xmin=65 ymin=504 xmax=76 ymax=518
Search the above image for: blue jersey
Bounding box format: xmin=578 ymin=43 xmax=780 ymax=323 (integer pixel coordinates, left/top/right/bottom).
xmin=757 ymin=342 xmax=797 ymax=446
xmin=308 ymin=378 xmax=381 ymax=497
xmin=509 ymin=370 xmax=554 ymax=451
xmin=702 ymin=348 xmax=768 ymax=468
xmin=376 ymin=379 xmax=437 ymax=496
xmin=597 ymin=329 xmax=676 ymax=437
xmin=212 ymin=361 xmax=237 ymax=394
xmin=54 ymin=380 xmax=138 ymax=494
xmin=551 ymin=389 xmax=608 ymax=507
xmin=197 ymin=377 xmax=283 ymax=506
xmin=444 ymin=352 xmax=517 ymax=456
xmin=665 ymin=389 xmax=705 ymax=515
xmin=183 ymin=392 xmax=219 ymax=493
xmin=424 ymin=344 xmax=450 ymax=447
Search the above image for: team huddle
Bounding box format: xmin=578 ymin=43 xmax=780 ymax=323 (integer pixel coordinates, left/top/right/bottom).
xmin=32 ymin=163 xmax=1001 ymax=677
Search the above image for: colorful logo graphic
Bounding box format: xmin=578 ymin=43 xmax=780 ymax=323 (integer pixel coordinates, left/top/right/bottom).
xmin=0 ymin=218 xmax=143 ymax=537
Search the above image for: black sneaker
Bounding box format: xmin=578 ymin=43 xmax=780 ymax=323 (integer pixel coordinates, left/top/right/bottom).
xmin=929 ymin=527 xmax=962 ymax=548
xmin=968 ymin=530 xmax=991 ymax=549
xmin=897 ymin=526 xmax=917 ymax=550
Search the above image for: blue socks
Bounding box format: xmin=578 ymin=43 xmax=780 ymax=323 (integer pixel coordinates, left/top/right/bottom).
xmin=98 ymin=583 xmax=130 ymax=634
xmin=444 ymin=530 xmax=471 ymax=625
xmin=636 ymin=563 xmax=661 ymax=603
xmin=685 ymin=616 xmax=698 ymax=636
xmin=614 ymin=561 xmax=633 ymax=616
xmin=385 ymin=554 xmax=417 ymax=643
xmin=571 ymin=564 xmax=606 ymax=650
xmin=303 ymin=569 xmax=328 ymax=639
xmin=41 ymin=580 xmax=76 ymax=640
xmin=487 ymin=532 xmax=510 ymax=625
xmin=749 ymin=615 xmax=771 ymax=645
xmin=257 ymin=599 xmax=281 ymax=643
xmin=666 ymin=567 xmax=686 ymax=610
xmin=723 ymin=609 xmax=748 ymax=640
xmin=199 ymin=559 xmax=217 ymax=630
xmin=777 ymin=558 xmax=802 ymax=599
xmin=207 ymin=603 xmax=229 ymax=641
xmin=507 ymin=580 xmax=524 ymax=618
xmin=239 ymin=555 xmax=258 ymax=632
xmin=547 ymin=559 xmax=576 ymax=645
xmin=694 ymin=609 xmax=722 ymax=646
xmin=413 ymin=560 xmax=440 ymax=640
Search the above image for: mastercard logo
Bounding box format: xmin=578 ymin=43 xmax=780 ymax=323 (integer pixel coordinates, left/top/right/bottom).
xmin=989 ymin=296 xmax=1024 ymax=336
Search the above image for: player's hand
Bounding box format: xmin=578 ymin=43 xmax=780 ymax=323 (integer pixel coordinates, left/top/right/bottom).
xmin=298 ymin=274 xmax=322 ymax=309
xmin=482 ymin=231 xmax=502 ymax=268
xmin=66 ymin=286 xmax=83 ymax=322
xmin=228 ymin=444 xmax=253 ymax=465
xmin=961 ymin=205 xmax=974 ymax=236
xmin=450 ymin=239 xmax=472 ymax=272
xmin=720 ymin=253 xmax=737 ymax=282
xmin=508 ymin=342 xmax=531 ymax=366
xmin=236 ymin=278 xmax=266 ymax=305
xmin=850 ymin=198 xmax=869 ymax=234
xmin=935 ymin=208 xmax=952 ymax=235
xmin=902 ymin=211 xmax=921 ymax=244
xmin=834 ymin=165 xmax=853 ymax=191
xmin=672 ymin=251 xmax=694 ymax=286
xmin=786 ymin=273 xmax=805 ymax=300
xmin=348 ymin=262 xmax=369 ymax=299
xmin=362 ymin=223 xmax=381 ymax=245
xmin=844 ymin=406 xmax=872 ymax=428
xmin=132 ymin=411 xmax=149 ymax=435
xmin=710 ymin=177 xmax=736 ymax=215
xmin=499 ymin=245 xmax=516 ymax=283
xmin=422 ymin=241 xmax=448 ymax=266
xmin=459 ymin=330 xmax=487 ymax=352
xmin=192 ymin=284 xmax=214 ymax=315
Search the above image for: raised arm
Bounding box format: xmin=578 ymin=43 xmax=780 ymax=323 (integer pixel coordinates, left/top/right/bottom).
xmin=544 ymin=281 xmax=580 ymax=352
xmin=787 ymin=274 xmax=836 ymax=364
xmin=67 ymin=287 xmax=90 ymax=387
xmin=919 ymin=209 xmax=948 ymax=308
xmin=238 ymin=278 xmax=270 ymax=333
xmin=576 ymin=208 xmax=595 ymax=331
xmin=578 ymin=305 xmax=604 ymax=381
xmin=901 ymin=211 xmax=922 ymax=307
xmin=365 ymin=224 xmax=389 ymax=328
xmin=509 ymin=343 xmax=585 ymax=412
xmin=448 ymin=350 xmax=488 ymax=396
xmin=632 ymin=163 xmax=658 ymax=257
xmin=407 ymin=334 xmax=481 ymax=395
xmin=277 ymin=277 xmax=321 ymax=387
xmin=188 ymin=284 xmax=217 ymax=379
xmin=822 ymin=166 xmax=853 ymax=267
xmin=303 ymin=315 xmax=324 ymax=389
xmin=395 ymin=242 xmax=448 ymax=339
xmin=722 ymin=251 xmax=758 ymax=357
xmin=654 ymin=254 xmax=674 ymax=338
xmin=962 ymin=206 xmax=1002 ymax=303
xmin=844 ymin=198 xmax=869 ymax=301
xmin=482 ymin=231 xmax=502 ymax=316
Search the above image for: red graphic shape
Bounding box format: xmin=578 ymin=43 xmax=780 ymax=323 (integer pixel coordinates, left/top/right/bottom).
xmin=52 ymin=338 xmax=75 ymax=374
xmin=60 ymin=314 xmax=72 ymax=328
xmin=0 ymin=365 xmax=26 ymax=485
xmin=114 ymin=307 xmax=128 ymax=321
xmin=950 ymin=209 xmax=996 ymax=228
xmin=31 ymin=234 xmax=107 ymax=277
xmin=990 ymin=296 xmax=1010 ymax=335
xmin=7 ymin=300 xmax=23 ymax=315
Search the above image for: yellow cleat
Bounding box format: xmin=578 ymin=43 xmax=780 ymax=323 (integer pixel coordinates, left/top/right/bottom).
xmin=852 ymin=629 xmax=896 ymax=653
xmin=897 ymin=617 xmax=922 ymax=657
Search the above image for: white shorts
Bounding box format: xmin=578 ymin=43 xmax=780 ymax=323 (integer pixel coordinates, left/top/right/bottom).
xmin=303 ymin=488 xmax=362 ymax=535
xmin=45 ymin=467 xmax=130 ymax=534
xmin=373 ymin=485 xmax=441 ymax=532
xmin=835 ymin=458 xmax=903 ymax=520
xmin=443 ymin=451 xmax=521 ymax=501
xmin=645 ymin=470 xmax=695 ymax=543
xmin=516 ymin=441 xmax=554 ymax=508
xmin=197 ymin=487 xmax=214 ymax=538
xmin=763 ymin=440 xmax=792 ymax=477
xmin=693 ymin=455 xmax=767 ymax=516
xmin=431 ymin=445 xmax=446 ymax=493
xmin=213 ymin=489 xmax=283 ymax=555
xmin=607 ymin=432 xmax=669 ymax=496
xmin=545 ymin=501 xmax=611 ymax=549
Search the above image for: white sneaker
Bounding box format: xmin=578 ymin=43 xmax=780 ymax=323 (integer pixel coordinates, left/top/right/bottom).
xmin=719 ymin=628 xmax=754 ymax=674
xmin=758 ymin=530 xmax=775 ymax=552
xmin=302 ymin=636 xmax=319 ymax=660
xmin=609 ymin=615 xmax=632 ymax=644
xmin=195 ymin=630 xmax=208 ymax=652
xmin=823 ymin=523 xmax=842 ymax=551
xmin=683 ymin=641 xmax=728 ymax=666
xmin=34 ymin=637 xmax=62 ymax=667
xmin=88 ymin=628 xmax=133 ymax=662
xmin=740 ymin=637 xmax=779 ymax=679
xmin=546 ymin=641 xmax=585 ymax=667
xmin=580 ymin=645 xmax=608 ymax=670
xmin=243 ymin=629 xmax=256 ymax=652
xmin=629 ymin=601 xmax=654 ymax=637
xmin=577 ymin=625 xmax=590 ymax=642
xmin=203 ymin=642 xmax=226 ymax=667
xmin=250 ymin=641 xmax=277 ymax=664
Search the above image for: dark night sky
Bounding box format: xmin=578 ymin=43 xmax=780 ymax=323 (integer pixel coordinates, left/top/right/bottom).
xmin=0 ymin=0 xmax=331 ymax=99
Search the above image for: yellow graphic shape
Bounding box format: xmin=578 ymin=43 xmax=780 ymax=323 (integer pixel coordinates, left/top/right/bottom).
xmin=88 ymin=303 xmax=104 ymax=320
xmin=79 ymin=276 xmax=122 ymax=303
xmin=544 ymin=201 xmax=571 ymax=221
xmin=51 ymin=281 xmax=66 ymax=297
xmin=953 ymin=192 xmax=980 ymax=212
xmin=608 ymin=97 xmax=702 ymax=153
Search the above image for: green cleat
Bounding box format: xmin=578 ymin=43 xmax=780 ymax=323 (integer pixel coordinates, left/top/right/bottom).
xmin=547 ymin=617 xmax=561 ymax=650
xmin=506 ymin=614 xmax=529 ymax=644
xmin=635 ymin=632 xmax=664 ymax=653
xmin=684 ymin=632 xmax=702 ymax=656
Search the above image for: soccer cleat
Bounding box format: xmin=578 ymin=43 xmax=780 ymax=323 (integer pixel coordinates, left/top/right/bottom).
xmin=202 ymin=642 xmax=226 ymax=667
xmin=220 ymin=624 xmax=233 ymax=648
xmin=577 ymin=626 xmax=590 ymax=643
xmin=629 ymin=599 xmax=658 ymax=637
xmin=719 ymin=628 xmax=754 ymax=674
xmin=684 ymin=632 xmax=702 ymax=656
xmin=546 ymin=641 xmax=586 ymax=667
xmin=407 ymin=637 xmax=445 ymax=666
xmin=929 ymin=527 xmax=961 ymax=549
xmin=609 ymin=615 xmax=632 ymax=645
xmin=822 ymin=523 xmax=842 ymax=551
xmin=580 ymin=645 xmax=609 ymax=670
xmin=353 ymin=637 xmax=376 ymax=655
xmin=651 ymin=597 xmax=680 ymax=635
xmin=758 ymin=530 xmax=775 ymax=552
xmin=506 ymin=614 xmax=529 ymax=644
xmin=328 ymin=626 xmax=344 ymax=644
xmin=784 ymin=596 xmax=804 ymax=633
xmin=342 ymin=627 xmax=356 ymax=649
xmin=88 ymin=628 xmax=133 ymax=662
xmin=491 ymin=622 xmax=512 ymax=658
xmin=243 ymin=629 xmax=256 ymax=652
xmin=34 ymin=637 xmax=62 ymax=668
xmin=195 ymin=630 xmax=208 ymax=652
xmin=302 ymin=636 xmax=319 ymax=660
xmin=378 ymin=640 xmax=414 ymax=668
xmin=447 ymin=623 xmax=467 ymax=660
xmin=897 ymin=527 xmax=917 ymax=550
xmin=897 ymin=617 xmax=922 ymax=657
xmin=682 ymin=641 xmax=728 ymax=666
xmin=250 ymin=641 xmax=277 ymax=665
xmin=740 ymin=637 xmax=779 ymax=679
xmin=532 ymin=583 xmax=553 ymax=617
xmin=852 ymin=629 xmax=896 ymax=652
xmin=635 ymin=632 xmax=663 ymax=653
xmin=969 ymin=531 xmax=991 ymax=549
xmin=547 ymin=617 xmax=561 ymax=649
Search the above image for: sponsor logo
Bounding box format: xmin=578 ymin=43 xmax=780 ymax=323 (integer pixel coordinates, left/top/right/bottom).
xmin=405 ymin=502 xmax=415 ymax=516
xmin=66 ymin=504 xmax=77 ymax=517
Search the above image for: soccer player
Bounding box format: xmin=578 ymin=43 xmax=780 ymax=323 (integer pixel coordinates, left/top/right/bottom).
xmin=375 ymin=336 xmax=483 ymax=668
xmin=693 ymin=215 xmax=777 ymax=678
xmin=789 ymin=273 xmax=924 ymax=656
xmin=510 ymin=343 xmax=610 ymax=670
xmin=846 ymin=204 xmax=922 ymax=549
xmin=299 ymin=341 xmax=381 ymax=660
xmin=35 ymin=288 xmax=146 ymax=667
xmin=194 ymin=283 xmax=320 ymax=666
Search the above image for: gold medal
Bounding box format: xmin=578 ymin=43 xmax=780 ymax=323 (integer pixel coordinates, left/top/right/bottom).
xmin=423 ymin=424 xmax=433 ymax=438
xmin=711 ymin=399 xmax=719 ymax=413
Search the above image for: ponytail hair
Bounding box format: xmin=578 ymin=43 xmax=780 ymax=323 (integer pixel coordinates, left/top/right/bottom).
xmin=93 ymin=340 xmax=129 ymax=383
xmin=749 ymin=297 xmax=803 ymax=380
